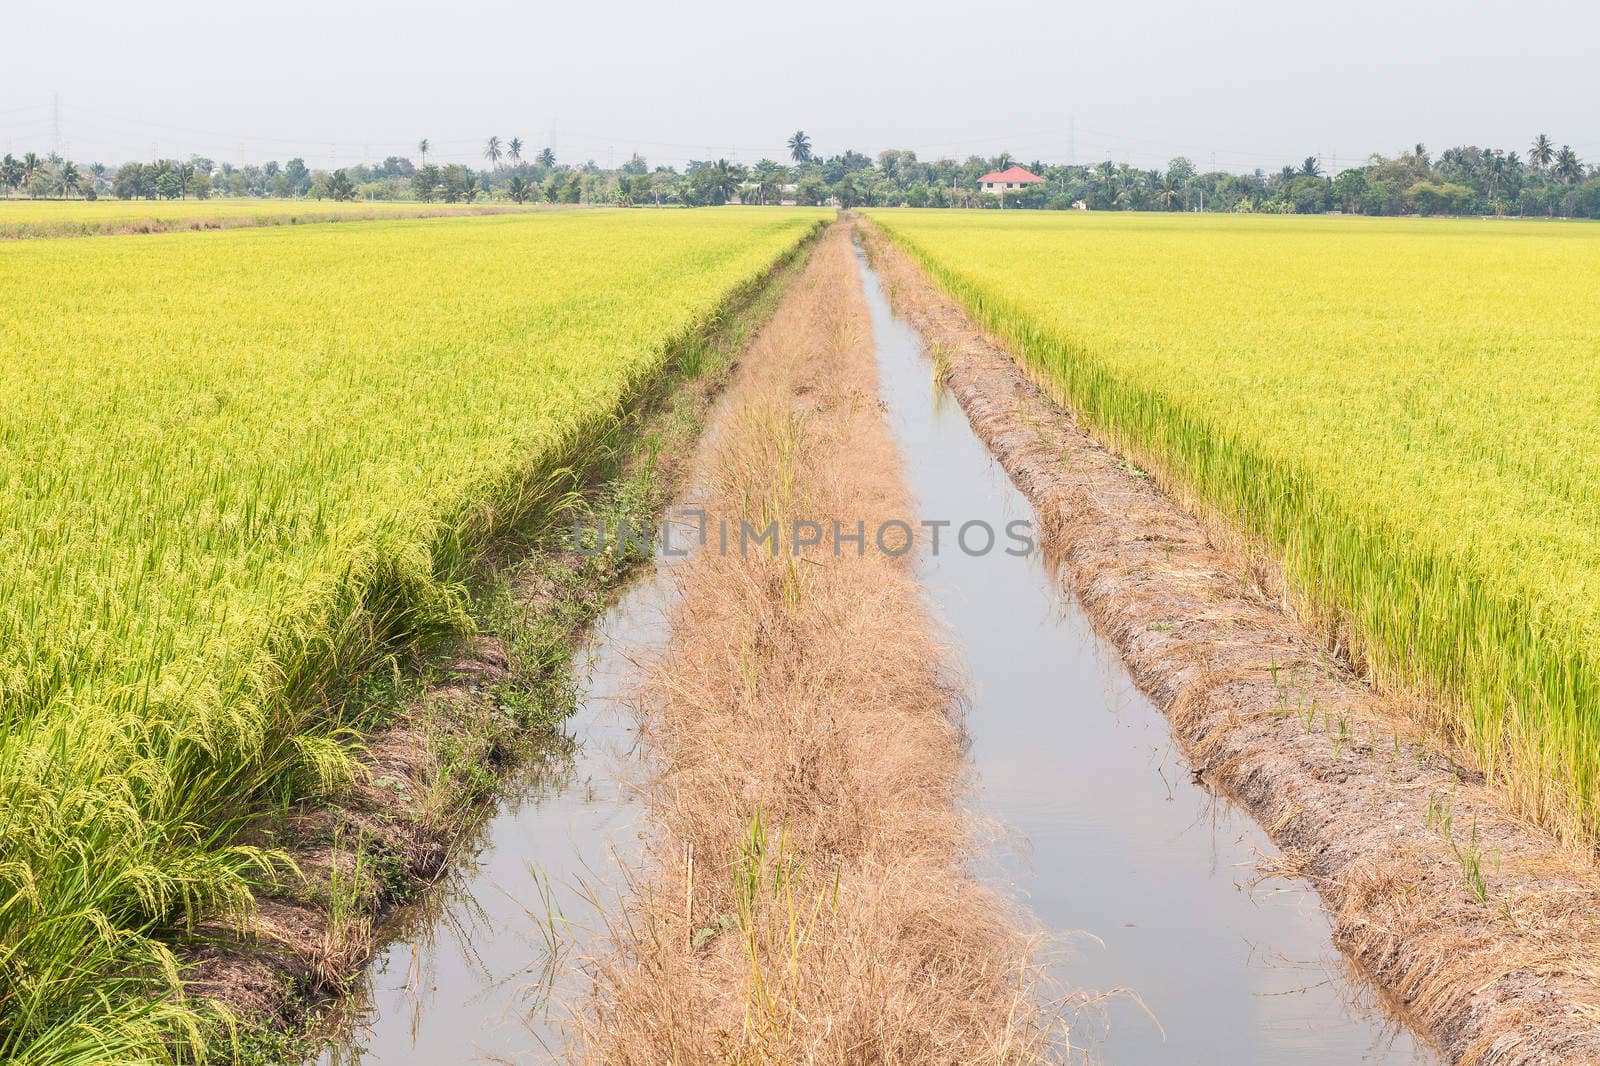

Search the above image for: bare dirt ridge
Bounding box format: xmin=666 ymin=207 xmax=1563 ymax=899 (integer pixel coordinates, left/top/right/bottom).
xmin=577 ymin=222 xmax=1056 ymax=1063
xmin=856 ymin=215 xmax=1600 ymax=1066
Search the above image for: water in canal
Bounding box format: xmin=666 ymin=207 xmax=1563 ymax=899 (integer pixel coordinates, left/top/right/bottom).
xmin=314 ymin=563 xmax=675 ymax=1064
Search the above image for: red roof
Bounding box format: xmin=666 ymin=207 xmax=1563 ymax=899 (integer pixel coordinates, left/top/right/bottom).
xmin=978 ymin=165 xmax=1045 ymax=184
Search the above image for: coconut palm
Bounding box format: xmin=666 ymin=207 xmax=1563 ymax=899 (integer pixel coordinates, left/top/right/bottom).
xmin=750 ymin=159 xmax=783 ymax=205
xmin=1555 ymin=146 xmax=1583 ymax=184
xmin=484 ymin=136 xmax=502 ymax=168
xmin=505 ymin=174 xmax=532 ymax=203
xmin=1299 ymin=156 xmax=1322 ymax=178
xmin=418 ymin=138 xmax=430 ymax=166
xmin=1154 ymin=175 xmax=1179 ymax=210
xmin=507 ymin=137 xmax=523 ymax=166
xmin=787 ymin=130 xmax=812 ymax=164
xmin=711 ymin=159 xmax=744 ymax=203
xmin=1530 ymin=134 xmax=1554 ymax=173
xmin=60 ymin=161 xmax=80 ymax=198
xmin=538 ymin=147 xmax=555 ymax=168
xmin=0 ymin=154 xmax=21 ymax=196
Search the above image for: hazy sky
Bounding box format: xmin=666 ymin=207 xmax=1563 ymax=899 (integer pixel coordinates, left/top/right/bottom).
xmin=4 ymin=0 xmax=1594 ymax=173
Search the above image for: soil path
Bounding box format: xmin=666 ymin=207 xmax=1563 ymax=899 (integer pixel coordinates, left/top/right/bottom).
xmin=576 ymin=222 xmax=1052 ymax=1063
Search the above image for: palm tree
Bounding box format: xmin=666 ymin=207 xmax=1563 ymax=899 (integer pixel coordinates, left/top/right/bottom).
xmin=787 ymin=130 xmax=812 ymax=164
xmin=1530 ymin=134 xmax=1554 ymax=173
xmin=22 ymin=152 xmax=39 ymax=184
xmin=1413 ymin=143 xmax=1430 ymax=167
xmin=0 ymin=154 xmax=21 ymax=197
xmin=1483 ymin=152 xmax=1506 ymax=208
xmin=1299 ymin=156 xmax=1322 ymax=178
xmin=60 ymin=161 xmax=80 ymax=198
xmin=506 ymin=174 xmax=532 ymax=203
xmin=538 ymin=147 xmax=555 ymax=168
xmin=1555 ymin=146 xmax=1583 ymax=184
xmin=749 ymin=159 xmax=782 ymax=205
xmin=484 ymin=136 xmax=502 ymax=168
xmin=711 ymin=159 xmax=743 ymax=203
xmin=1154 ymin=174 xmax=1179 ymax=210
xmin=418 ymin=138 xmax=430 ymax=166
xmin=508 ymin=137 xmax=523 ymax=165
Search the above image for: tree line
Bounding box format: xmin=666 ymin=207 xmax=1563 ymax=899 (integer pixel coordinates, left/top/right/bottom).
xmin=3 ymin=129 xmax=1596 ymax=218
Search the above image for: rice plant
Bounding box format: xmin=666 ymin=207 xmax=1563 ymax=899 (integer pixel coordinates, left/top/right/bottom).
xmin=0 ymin=206 xmax=824 ymax=1061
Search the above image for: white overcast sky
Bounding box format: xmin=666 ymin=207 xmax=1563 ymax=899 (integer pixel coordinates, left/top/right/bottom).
xmin=3 ymin=0 xmax=1594 ymax=173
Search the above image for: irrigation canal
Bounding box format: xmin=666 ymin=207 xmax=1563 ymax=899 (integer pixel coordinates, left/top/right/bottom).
xmin=309 ymin=244 xmax=1436 ymax=1064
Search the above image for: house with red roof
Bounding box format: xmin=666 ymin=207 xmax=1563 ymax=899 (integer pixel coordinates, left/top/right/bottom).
xmin=977 ymin=165 xmax=1045 ymax=196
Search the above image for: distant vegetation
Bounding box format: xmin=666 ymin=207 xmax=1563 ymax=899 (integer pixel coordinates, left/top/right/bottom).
xmin=1 ymin=129 xmax=1596 ymax=217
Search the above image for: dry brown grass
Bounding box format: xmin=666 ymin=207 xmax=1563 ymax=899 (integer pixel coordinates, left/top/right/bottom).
xmin=575 ymin=223 xmax=1061 ymax=1064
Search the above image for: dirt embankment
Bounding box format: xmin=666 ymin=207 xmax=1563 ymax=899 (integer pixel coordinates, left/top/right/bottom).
xmin=857 ymin=216 xmax=1600 ymax=1066
xmin=576 ymin=222 xmax=1056 ymax=1063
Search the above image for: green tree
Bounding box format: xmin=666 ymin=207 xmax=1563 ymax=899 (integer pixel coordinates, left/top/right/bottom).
xmin=112 ymin=162 xmax=144 ymax=199
xmin=153 ymin=168 xmax=184 ymax=200
xmin=749 ymin=158 xmax=782 ymax=204
xmin=1299 ymin=155 xmax=1322 ymax=178
xmin=418 ymin=138 xmax=430 ymax=166
xmin=505 ymin=174 xmax=532 ymax=203
xmin=1530 ymin=134 xmax=1554 ymax=172
xmin=1154 ymin=172 xmax=1179 ymax=210
xmin=1332 ymin=168 xmax=1366 ymax=212
xmin=440 ymin=164 xmax=475 ymax=202
xmin=508 ymin=137 xmax=523 ymax=165
xmin=787 ymin=130 xmax=812 ymax=163
xmin=538 ymin=146 xmax=556 ymax=167
xmin=54 ymin=161 xmax=78 ymax=198
xmin=411 ymin=164 xmax=441 ymax=201
xmin=1555 ymin=146 xmax=1583 ymax=184
xmin=712 ymin=159 xmax=744 ymax=203
xmin=284 ymin=158 xmax=311 ymax=195
xmin=0 ymin=154 xmax=21 ymax=196
xmin=484 ymin=136 xmax=502 ymax=168
xmin=327 ymin=169 xmax=357 ymax=201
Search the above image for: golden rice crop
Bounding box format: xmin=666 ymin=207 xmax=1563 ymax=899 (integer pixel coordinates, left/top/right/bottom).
xmin=867 ymin=208 xmax=1600 ymax=843
xmin=0 ymin=197 xmax=536 ymax=239
xmin=0 ymin=206 xmax=823 ymax=1062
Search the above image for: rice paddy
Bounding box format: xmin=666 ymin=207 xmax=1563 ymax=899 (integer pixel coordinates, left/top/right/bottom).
xmin=0 ymin=197 xmax=540 ymax=239
xmin=866 ymin=208 xmax=1600 ymax=842
xmin=0 ymin=207 xmax=823 ymax=1063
